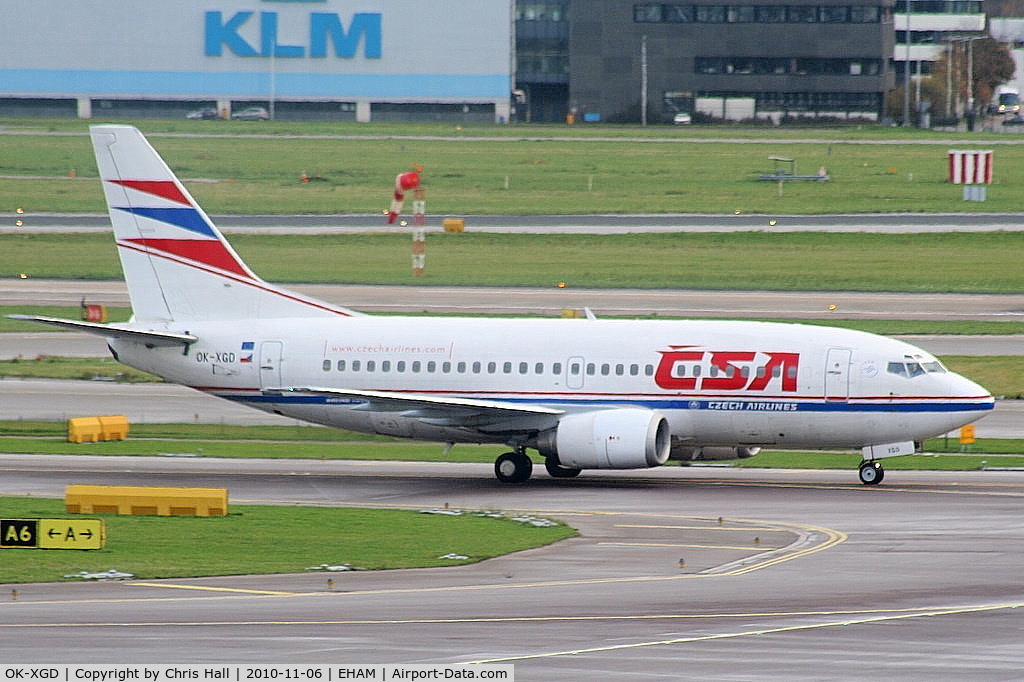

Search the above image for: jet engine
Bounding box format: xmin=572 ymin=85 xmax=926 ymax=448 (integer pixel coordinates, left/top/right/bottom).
xmin=670 ymin=445 xmax=761 ymax=461
xmin=535 ymin=409 xmax=671 ymax=469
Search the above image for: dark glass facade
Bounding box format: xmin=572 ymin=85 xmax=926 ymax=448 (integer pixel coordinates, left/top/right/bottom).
xmin=515 ymin=0 xmax=896 ymax=122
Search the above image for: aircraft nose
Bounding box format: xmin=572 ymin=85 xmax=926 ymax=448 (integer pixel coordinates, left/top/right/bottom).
xmin=946 ymin=371 xmax=995 ymax=427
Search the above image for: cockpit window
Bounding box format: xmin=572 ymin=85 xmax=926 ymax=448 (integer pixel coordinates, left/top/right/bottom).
xmin=887 ymin=359 xmax=947 ymax=378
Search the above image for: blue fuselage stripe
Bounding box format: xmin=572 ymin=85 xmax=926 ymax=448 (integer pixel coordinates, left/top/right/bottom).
xmin=224 ymin=393 xmax=993 ymax=414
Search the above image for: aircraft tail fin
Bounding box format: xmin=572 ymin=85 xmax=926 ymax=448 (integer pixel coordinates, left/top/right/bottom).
xmin=90 ymin=125 xmax=360 ymax=323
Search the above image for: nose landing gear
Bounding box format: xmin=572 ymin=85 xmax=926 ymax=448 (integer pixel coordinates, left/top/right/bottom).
xmin=858 ymin=459 xmax=884 ymax=485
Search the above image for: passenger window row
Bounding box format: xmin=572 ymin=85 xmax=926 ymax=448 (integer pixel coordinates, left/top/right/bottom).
xmin=321 ymin=359 xmax=657 ymax=377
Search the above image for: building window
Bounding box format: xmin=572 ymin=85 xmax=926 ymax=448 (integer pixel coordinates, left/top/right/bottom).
xmin=634 ymin=3 xmax=663 ymax=21
xmin=696 ymin=58 xmax=724 ymax=74
xmin=820 ymin=6 xmax=849 ymax=22
xmin=696 ymin=5 xmax=727 ymax=22
xmin=636 ymin=4 xmax=887 ymax=24
xmin=727 ymin=5 xmax=756 ymax=21
xmin=696 ymin=57 xmax=882 ymax=77
xmin=756 ymin=5 xmax=786 ymax=22
xmin=517 ymin=2 xmax=568 ymax=21
xmin=788 ymin=6 xmax=817 ymax=21
xmin=665 ymin=4 xmax=695 ymax=21
xmin=850 ymin=6 xmax=880 ymax=22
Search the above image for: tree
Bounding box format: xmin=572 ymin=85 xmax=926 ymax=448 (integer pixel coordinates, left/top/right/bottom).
xmin=970 ymin=37 xmax=1016 ymax=108
xmin=917 ymin=38 xmax=1015 ymax=121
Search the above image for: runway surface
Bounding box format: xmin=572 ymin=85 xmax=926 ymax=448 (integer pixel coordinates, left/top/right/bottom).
xmin=1 ymin=457 xmax=1023 ymax=679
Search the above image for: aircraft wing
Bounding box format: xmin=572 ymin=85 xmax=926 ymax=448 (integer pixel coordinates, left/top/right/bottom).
xmin=7 ymin=315 xmax=198 ymax=347
xmin=266 ymin=386 xmax=565 ymax=433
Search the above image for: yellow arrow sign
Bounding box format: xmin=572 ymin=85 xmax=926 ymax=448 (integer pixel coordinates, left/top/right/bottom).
xmin=1 ymin=519 xmax=105 ymax=550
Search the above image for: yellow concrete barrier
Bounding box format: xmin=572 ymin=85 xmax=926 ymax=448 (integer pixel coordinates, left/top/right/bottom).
xmin=442 ymin=218 xmax=465 ymax=233
xmin=65 ymin=485 xmax=228 ymax=516
xmin=67 ymin=417 xmax=102 ymax=443
xmin=67 ymin=415 xmax=129 ymax=443
xmin=97 ymin=415 xmax=129 ymax=440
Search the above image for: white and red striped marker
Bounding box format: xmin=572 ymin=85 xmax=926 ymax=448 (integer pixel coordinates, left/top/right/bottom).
xmin=947 ymin=150 xmax=992 ymax=185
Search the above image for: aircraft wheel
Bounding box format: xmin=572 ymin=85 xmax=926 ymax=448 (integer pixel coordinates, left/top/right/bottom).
xmin=544 ymin=458 xmax=581 ymax=479
xmin=495 ymin=451 xmax=533 ymax=483
xmin=858 ymin=460 xmax=884 ymax=485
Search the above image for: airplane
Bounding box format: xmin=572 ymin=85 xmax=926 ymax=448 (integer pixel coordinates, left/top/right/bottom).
xmin=12 ymin=125 xmax=995 ymax=486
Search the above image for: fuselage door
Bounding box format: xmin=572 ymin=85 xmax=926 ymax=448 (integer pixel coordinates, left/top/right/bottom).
xmin=566 ymin=356 xmax=585 ymax=390
xmin=825 ymin=347 xmax=852 ymax=402
xmin=259 ymin=341 xmax=284 ymax=389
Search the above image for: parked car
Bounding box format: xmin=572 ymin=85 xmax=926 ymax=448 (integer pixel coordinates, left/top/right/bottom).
xmin=231 ymin=106 xmax=270 ymax=121
xmin=672 ymin=111 xmax=692 ymax=125
xmin=186 ymin=108 xmax=219 ymax=120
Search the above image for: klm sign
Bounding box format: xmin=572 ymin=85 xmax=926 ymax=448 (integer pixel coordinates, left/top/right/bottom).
xmin=205 ymin=10 xmax=382 ymax=59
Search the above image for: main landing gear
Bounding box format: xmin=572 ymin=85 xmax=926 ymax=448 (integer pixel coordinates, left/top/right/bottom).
xmin=858 ymin=459 xmax=885 ymax=485
xmin=495 ymin=450 xmax=533 ymax=483
xmin=494 ymin=449 xmax=582 ymax=483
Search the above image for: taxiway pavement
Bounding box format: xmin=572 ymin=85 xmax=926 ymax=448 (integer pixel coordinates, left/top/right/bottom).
xmin=1 ymin=458 xmax=1023 ymax=679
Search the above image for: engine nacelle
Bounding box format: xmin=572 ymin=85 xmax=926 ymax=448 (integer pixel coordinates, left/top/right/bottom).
xmin=535 ymin=409 xmax=671 ymax=470
xmin=670 ymin=445 xmax=761 ymax=462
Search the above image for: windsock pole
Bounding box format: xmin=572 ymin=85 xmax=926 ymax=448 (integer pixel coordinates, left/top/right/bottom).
xmin=412 ymin=229 xmax=425 ymax=277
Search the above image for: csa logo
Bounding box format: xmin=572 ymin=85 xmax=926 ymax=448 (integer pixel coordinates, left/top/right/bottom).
xmin=655 ymin=346 xmax=799 ymax=392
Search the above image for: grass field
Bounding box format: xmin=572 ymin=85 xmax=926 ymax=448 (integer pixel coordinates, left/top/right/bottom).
xmin=0 ymin=497 xmax=577 ymax=584
xmin=5 ymin=119 xmax=1024 ymax=214
xmin=5 ymin=231 xmax=1024 ymax=293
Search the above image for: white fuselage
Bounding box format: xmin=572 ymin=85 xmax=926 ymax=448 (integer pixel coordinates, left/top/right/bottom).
xmin=111 ymin=315 xmax=993 ymax=450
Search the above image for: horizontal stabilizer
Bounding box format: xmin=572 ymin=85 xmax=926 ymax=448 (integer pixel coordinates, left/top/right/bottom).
xmin=7 ymin=315 xmax=197 ymax=347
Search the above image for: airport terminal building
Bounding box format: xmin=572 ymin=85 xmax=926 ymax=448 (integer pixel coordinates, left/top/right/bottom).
xmin=0 ymin=0 xmax=514 ymax=123
xmin=519 ymin=0 xmax=896 ymax=123
xmin=2 ymin=1 xmax=895 ymax=123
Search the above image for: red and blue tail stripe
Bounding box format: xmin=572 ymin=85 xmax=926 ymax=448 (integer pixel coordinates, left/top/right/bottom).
xmin=109 ymin=178 xmax=253 ymax=279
